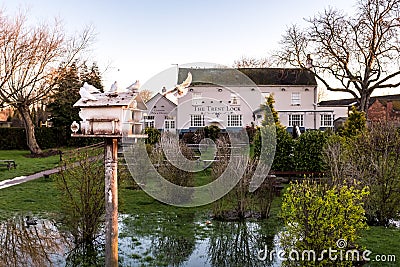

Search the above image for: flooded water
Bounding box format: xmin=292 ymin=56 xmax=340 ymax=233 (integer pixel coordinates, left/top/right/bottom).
xmin=0 ymin=212 xmax=281 ymax=267
xmin=118 ymin=213 xmax=281 ymax=266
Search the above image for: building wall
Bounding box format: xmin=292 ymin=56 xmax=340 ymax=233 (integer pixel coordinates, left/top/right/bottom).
xmin=176 ymin=86 xmax=260 ymax=131
xmin=146 ymin=93 xmax=177 ymax=130
xmin=259 ymin=85 xmax=318 ymax=130
xmin=368 ymin=100 xmax=387 ymax=121
xmin=0 ymin=107 xmax=13 ymax=121
xmin=156 ymin=72 xmax=350 ymax=132
xmin=368 ymin=100 xmax=400 ymax=124
xmin=175 ymin=84 xmax=343 ymax=131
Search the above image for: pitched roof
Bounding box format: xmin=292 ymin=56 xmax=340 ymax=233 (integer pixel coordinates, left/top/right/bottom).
xmin=73 ymin=91 xmax=144 ymax=108
xmin=145 ymin=93 xmax=177 ymax=107
xmin=177 ymin=68 xmax=317 ymax=87
xmin=319 ymin=94 xmax=400 ymax=108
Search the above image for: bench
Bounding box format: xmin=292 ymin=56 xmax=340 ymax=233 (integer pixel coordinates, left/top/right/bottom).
xmin=0 ymin=160 xmax=17 ymax=170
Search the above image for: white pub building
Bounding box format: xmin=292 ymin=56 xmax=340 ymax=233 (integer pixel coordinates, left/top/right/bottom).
xmin=146 ymin=68 xmax=347 ymax=134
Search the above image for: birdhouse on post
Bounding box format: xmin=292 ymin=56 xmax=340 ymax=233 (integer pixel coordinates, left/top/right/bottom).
xmin=71 ymin=82 xmax=147 ymax=267
xmin=72 ymin=91 xmax=147 ymax=139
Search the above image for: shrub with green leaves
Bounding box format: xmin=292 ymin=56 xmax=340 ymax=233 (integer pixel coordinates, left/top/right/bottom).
xmin=144 ymin=127 xmax=161 ymax=145
xmin=338 ymin=106 xmax=366 ymax=138
xmin=280 ymin=180 xmax=368 ymax=267
xmin=293 ymin=130 xmax=329 ymax=172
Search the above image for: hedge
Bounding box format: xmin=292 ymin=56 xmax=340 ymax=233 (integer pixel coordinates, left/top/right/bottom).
xmin=0 ymin=127 xmax=100 ymax=150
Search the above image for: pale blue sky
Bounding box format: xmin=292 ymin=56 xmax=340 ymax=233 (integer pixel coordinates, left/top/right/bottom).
xmin=3 ymin=0 xmax=356 ymax=96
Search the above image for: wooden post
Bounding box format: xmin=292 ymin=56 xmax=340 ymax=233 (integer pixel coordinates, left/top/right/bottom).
xmin=104 ymin=138 xmax=119 ymax=267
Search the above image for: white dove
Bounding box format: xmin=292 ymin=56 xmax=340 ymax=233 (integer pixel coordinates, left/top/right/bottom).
xmin=79 ymin=87 xmax=98 ymax=101
xmin=109 ymin=81 xmax=118 ymax=93
xmin=164 ymin=72 xmax=192 ymax=98
xmin=83 ymin=82 xmax=101 ymax=94
xmin=126 ymin=80 xmax=140 ymax=91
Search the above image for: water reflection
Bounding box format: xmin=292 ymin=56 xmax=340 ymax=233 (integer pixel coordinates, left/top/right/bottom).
xmin=119 ymin=212 xmax=197 ymax=266
xmin=119 ymin=212 xmax=280 ymax=267
xmin=65 ymin=240 xmax=104 ymax=267
xmin=1 ymin=212 xmax=280 ymax=266
xmin=0 ymin=215 xmax=69 ymax=267
xmin=208 ymin=221 xmax=277 ymax=267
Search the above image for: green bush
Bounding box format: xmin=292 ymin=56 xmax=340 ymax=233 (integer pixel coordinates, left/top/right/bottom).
xmin=293 ymin=130 xmax=329 ymax=172
xmin=35 ymin=127 xmax=67 ymax=149
xmin=338 ymin=106 xmax=366 ymax=138
xmin=280 ymin=180 xmax=369 ymax=267
xmin=0 ymin=127 xmax=27 ymax=149
xmin=204 ymin=125 xmax=220 ymax=141
xmin=144 ymin=127 xmax=161 ymax=145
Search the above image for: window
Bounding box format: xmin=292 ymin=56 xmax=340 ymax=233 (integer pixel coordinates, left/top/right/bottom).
xmin=164 ymin=119 xmax=175 ymax=131
xmin=228 ymin=114 xmax=242 ymax=127
xmin=230 ymin=94 xmax=240 ymax=105
xmin=192 ymin=92 xmax=202 ymax=106
xmin=190 ymin=115 xmax=204 ymax=127
xmin=144 ymin=115 xmax=155 ymax=128
xmin=288 ymin=114 xmax=304 ymax=127
xmin=291 ymin=92 xmax=301 ymax=105
xmin=320 ymin=114 xmax=333 ymax=127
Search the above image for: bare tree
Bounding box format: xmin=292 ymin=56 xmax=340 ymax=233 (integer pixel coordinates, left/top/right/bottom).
xmin=233 ymin=56 xmax=272 ymax=68
xmin=0 ymin=10 xmax=93 ymax=154
xmin=139 ymin=89 xmax=153 ymax=103
xmin=276 ymin=0 xmax=400 ymax=113
xmin=324 ymin=122 xmax=400 ymax=226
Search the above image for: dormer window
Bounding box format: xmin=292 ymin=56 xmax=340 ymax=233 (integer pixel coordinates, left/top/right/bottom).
xmin=192 ymin=93 xmax=202 ymax=106
xmin=230 ymin=94 xmax=240 ymax=105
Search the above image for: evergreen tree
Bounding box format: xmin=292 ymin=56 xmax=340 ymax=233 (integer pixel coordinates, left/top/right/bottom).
xmin=254 ymin=94 xmax=294 ymax=171
xmin=262 ymin=94 xmax=283 ymax=129
xmin=48 ymin=62 xmax=81 ymax=127
xmin=81 ymin=62 xmax=104 ymax=92
xmin=338 ymin=106 xmax=366 ymax=138
xmin=48 ymin=61 xmax=104 ymax=128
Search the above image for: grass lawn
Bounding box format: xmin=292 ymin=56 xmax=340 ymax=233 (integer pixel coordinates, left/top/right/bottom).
xmin=359 ymin=226 xmax=400 ymax=266
xmin=0 ymin=176 xmax=61 ymax=220
xmin=0 ymin=150 xmax=61 ymax=181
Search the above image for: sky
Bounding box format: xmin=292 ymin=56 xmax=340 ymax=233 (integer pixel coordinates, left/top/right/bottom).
xmin=3 ymin=0 xmax=357 ymax=99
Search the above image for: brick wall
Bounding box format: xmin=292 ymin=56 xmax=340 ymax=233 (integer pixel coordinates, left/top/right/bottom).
xmin=368 ymin=99 xmax=400 ymax=125
xmin=368 ymin=100 xmax=387 ymax=121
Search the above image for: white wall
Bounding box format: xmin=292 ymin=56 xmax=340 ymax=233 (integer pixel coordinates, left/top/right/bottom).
xmin=146 ymin=94 xmax=177 ymax=130
xmin=177 ymin=86 xmax=264 ymax=131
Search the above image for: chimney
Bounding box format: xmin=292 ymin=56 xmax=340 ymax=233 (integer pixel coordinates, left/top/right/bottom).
xmin=306 ymin=54 xmax=313 ymax=69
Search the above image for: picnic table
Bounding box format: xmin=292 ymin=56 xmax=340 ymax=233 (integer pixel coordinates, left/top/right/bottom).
xmin=0 ymin=160 xmax=17 ymax=170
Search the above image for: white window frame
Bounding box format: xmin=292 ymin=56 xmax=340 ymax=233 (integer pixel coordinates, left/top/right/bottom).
xmin=291 ymin=92 xmax=301 ymax=106
xmin=190 ymin=114 xmax=205 ymax=127
xmin=227 ymin=114 xmax=243 ymax=127
xmin=192 ymin=92 xmax=202 ymax=106
xmin=320 ymin=114 xmax=333 ymax=127
xmin=144 ymin=115 xmax=155 ymax=128
xmin=164 ymin=119 xmax=176 ymax=131
xmin=288 ymin=114 xmax=304 ymax=127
